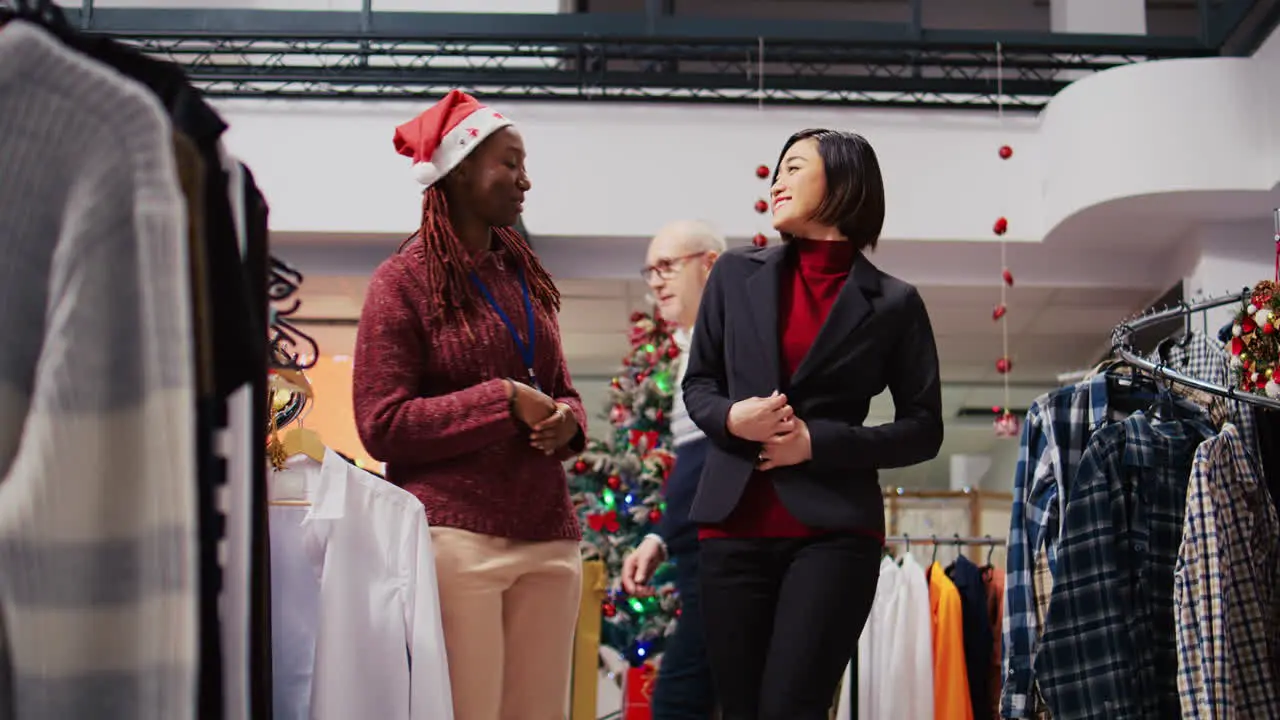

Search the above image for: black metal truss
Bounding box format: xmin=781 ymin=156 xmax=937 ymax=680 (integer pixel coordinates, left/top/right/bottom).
xmin=62 ymin=8 xmax=1220 ymax=110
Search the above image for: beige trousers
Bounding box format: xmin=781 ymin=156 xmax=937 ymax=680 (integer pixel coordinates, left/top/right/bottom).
xmin=430 ymin=526 xmax=583 ymax=720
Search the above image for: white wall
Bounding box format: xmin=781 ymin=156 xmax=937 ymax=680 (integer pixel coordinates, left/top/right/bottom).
xmin=980 ymin=435 xmax=1021 ymax=492
xmin=574 ymin=377 xmax=615 ymax=442
xmin=218 ymin=99 xmax=1045 ymax=243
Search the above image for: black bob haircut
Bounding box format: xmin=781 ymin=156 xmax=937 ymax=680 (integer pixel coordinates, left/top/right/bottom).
xmin=771 ymin=128 xmax=886 ymax=253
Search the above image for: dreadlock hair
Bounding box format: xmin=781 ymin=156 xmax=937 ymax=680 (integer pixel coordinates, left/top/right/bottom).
xmin=400 ymin=184 xmax=561 ymax=332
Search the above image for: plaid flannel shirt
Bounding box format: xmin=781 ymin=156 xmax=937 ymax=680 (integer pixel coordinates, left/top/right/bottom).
xmin=1145 ymin=333 xmax=1258 ymax=461
xmin=1175 ymin=423 xmax=1280 ymax=718
xmin=1035 ymin=412 xmax=1213 ymax=720
xmin=1001 ymin=374 xmax=1112 ymax=718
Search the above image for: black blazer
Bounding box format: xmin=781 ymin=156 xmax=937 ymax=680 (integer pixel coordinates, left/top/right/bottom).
xmin=681 ymin=244 xmax=944 ymax=533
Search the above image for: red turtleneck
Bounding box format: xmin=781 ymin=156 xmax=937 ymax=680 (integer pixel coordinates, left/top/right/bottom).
xmin=700 ymin=238 xmax=858 ymax=540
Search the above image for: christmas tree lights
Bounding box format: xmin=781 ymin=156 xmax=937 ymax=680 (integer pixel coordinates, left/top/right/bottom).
xmin=569 ymin=310 xmax=682 ymax=665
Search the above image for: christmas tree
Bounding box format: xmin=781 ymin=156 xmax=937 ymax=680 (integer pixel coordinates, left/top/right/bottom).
xmin=569 ymin=309 xmax=683 ymax=666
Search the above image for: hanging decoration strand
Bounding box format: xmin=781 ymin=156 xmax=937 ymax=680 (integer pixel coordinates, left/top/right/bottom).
xmin=757 ymin=36 xmax=765 ymax=112
xmin=751 ymin=37 xmax=771 ymax=247
xmin=998 ymin=42 xmax=1010 ymax=420
xmin=990 ymin=41 xmax=1019 ymax=438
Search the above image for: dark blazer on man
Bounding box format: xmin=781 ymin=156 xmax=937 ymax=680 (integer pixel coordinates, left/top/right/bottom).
xmin=681 ymin=243 xmax=944 ymax=533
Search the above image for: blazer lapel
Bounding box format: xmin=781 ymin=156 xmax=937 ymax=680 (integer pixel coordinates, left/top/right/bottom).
xmin=791 ymin=252 xmax=882 ymax=387
xmin=745 ymin=245 xmax=787 ymax=389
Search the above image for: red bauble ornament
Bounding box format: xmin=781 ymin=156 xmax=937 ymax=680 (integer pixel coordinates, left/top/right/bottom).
xmin=1231 ymin=337 xmax=1244 ymax=355
xmin=752 ymin=233 xmax=768 ymax=247
xmin=666 ymin=344 xmax=680 ymax=359
xmin=754 ymin=199 xmax=769 ymax=214
xmin=755 ymin=164 xmax=770 ymax=178
xmin=1243 ymin=317 xmax=1258 ymax=334
xmin=675 ymin=607 xmax=682 ymax=618
xmin=606 ymin=475 xmax=622 ymax=490
xmin=648 ymin=509 xmax=663 ymax=523
xmin=994 ymin=411 xmax=1021 ymax=438
xmin=573 ymin=459 xmax=588 ymax=474
xmin=992 ymin=405 xmax=1002 ymax=414
xmin=996 ymin=357 xmax=1013 ymax=374
xmin=636 ymin=371 xmax=649 ymax=383
xmin=993 ymin=217 xmax=1009 ymax=236
xmin=611 ymin=377 xmax=622 ymax=390
xmin=1265 ymin=323 xmax=1276 ymax=335
xmin=999 ymin=145 xmax=1013 ymax=160
xmin=992 ymin=304 xmax=1007 ymax=321
xmin=1002 ymin=268 xmax=1015 ymax=287
xmin=602 ymin=602 xmax=617 ymax=618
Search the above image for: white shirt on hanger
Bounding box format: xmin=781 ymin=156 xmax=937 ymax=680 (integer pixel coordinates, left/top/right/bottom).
xmin=269 ymin=448 xmax=453 ymax=720
xmin=838 ymin=552 xmax=934 ymax=720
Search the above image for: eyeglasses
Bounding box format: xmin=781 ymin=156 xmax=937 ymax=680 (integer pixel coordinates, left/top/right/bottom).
xmin=640 ymin=252 xmax=707 ymax=282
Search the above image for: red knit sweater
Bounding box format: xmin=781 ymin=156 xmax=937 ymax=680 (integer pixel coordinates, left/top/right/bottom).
xmin=700 ymin=238 xmax=855 ymax=539
xmin=352 ymin=238 xmax=586 ymax=541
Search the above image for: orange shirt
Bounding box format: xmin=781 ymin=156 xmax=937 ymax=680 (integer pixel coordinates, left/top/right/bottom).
xmin=929 ymin=562 xmax=974 ymax=720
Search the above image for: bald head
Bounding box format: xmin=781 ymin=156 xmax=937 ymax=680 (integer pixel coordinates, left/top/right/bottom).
xmin=653 ymin=219 xmax=727 ymax=257
xmin=645 ymin=219 xmax=725 ymax=328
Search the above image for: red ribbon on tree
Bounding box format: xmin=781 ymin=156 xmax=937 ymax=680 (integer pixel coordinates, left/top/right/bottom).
xmin=629 ymin=429 xmax=661 ymax=452
xmin=587 ymin=510 xmax=620 ymax=533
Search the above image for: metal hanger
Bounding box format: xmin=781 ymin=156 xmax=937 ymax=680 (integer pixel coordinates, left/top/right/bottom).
xmin=1113 ymin=288 xmax=1280 ymax=411
xmin=269 ymin=319 xmax=320 ymax=371
xmin=268 ymin=257 xmax=304 ymax=304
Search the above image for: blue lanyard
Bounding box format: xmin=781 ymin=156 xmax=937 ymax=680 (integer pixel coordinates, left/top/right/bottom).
xmin=469 ymin=266 xmax=539 ymax=391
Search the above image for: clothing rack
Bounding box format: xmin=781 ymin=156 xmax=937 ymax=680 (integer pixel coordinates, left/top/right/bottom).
xmin=1110 ymin=288 xmax=1280 ymax=411
xmin=884 ymin=535 xmax=1006 ymax=546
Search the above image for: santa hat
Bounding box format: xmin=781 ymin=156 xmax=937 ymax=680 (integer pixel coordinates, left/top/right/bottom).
xmin=393 ymin=89 xmax=514 ymax=187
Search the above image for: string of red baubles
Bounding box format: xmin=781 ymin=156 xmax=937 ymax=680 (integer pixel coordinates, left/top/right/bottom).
xmin=754 ymin=164 xmax=771 ymax=246
xmin=993 ymin=143 xmax=1014 ymax=378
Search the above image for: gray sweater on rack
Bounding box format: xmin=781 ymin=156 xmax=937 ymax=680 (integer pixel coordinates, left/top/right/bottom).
xmin=0 ymin=20 xmax=198 ymax=720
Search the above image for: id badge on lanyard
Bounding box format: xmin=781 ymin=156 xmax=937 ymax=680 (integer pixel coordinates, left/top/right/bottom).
xmin=469 ymin=266 xmax=540 ymax=392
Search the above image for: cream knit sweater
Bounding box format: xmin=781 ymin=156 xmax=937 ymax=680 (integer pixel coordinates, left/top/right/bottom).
xmin=0 ymin=21 xmax=197 ymax=720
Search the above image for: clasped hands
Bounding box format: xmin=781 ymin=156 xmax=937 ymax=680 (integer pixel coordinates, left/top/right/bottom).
xmin=506 ymin=379 xmax=577 ymax=455
xmin=727 ymin=391 xmax=812 ymax=471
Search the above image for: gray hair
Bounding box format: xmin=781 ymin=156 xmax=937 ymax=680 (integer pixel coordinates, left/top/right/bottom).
xmin=655 ymin=219 xmax=727 ymax=255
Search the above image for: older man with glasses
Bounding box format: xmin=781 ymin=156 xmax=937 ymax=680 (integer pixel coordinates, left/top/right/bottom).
xmin=623 ymin=219 xmax=726 ymax=719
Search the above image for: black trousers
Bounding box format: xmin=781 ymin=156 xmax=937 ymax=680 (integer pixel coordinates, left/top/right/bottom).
xmin=699 ymin=533 xmax=881 ymax=720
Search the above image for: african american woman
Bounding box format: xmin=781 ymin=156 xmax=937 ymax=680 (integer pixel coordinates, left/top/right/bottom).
xmin=353 ymin=90 xmax=587 ymax=720
xmin=682 ymin=129 xmax=944 ymax=720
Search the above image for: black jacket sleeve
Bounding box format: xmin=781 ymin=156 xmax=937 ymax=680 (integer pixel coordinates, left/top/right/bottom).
xmin=806 ymin=288 xmax=944 ymax=471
